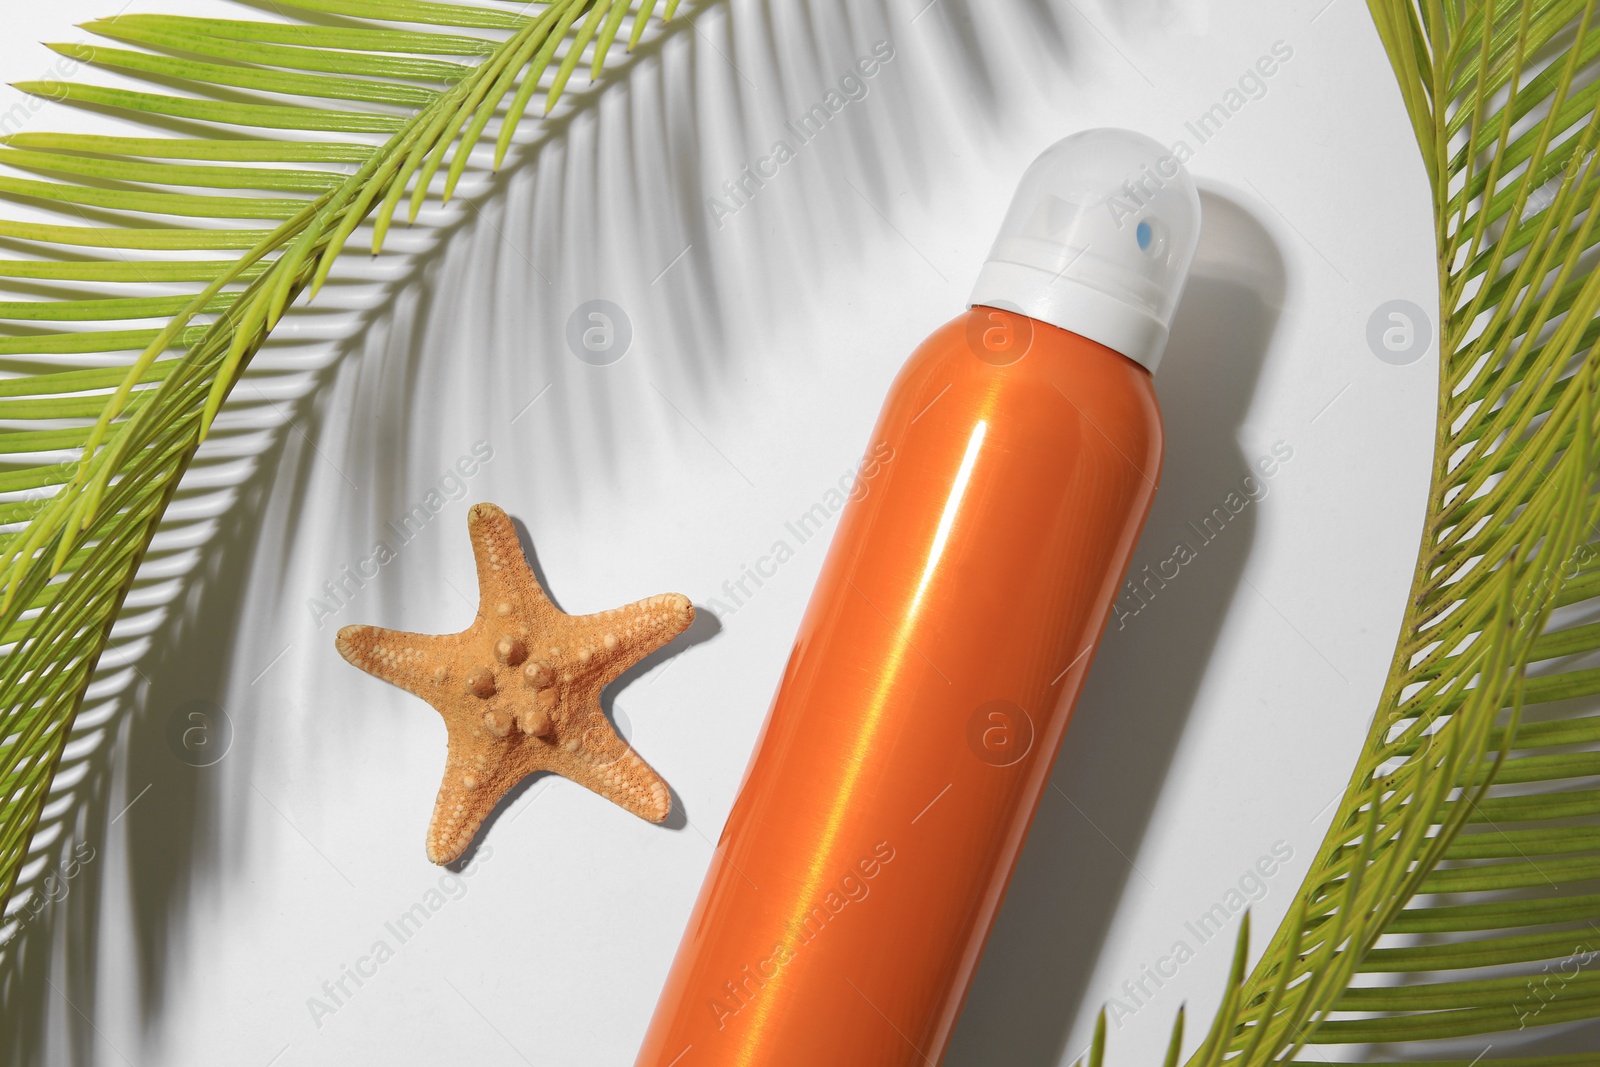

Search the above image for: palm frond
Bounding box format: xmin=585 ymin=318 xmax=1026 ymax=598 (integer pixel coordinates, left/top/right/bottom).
xmin=0 ymin=0 xmax=681 ymax=938
xmin=1171 ymin=0 xmax=1600 ymax=1062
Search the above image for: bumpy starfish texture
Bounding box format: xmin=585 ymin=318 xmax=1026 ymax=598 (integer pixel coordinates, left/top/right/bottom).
xmin=335 ymin=503 xmax=692 ymax=865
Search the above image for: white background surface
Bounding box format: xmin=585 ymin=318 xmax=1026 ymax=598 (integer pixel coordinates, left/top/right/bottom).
xmin=0 ymin=1 xmax=1440 ymax=1064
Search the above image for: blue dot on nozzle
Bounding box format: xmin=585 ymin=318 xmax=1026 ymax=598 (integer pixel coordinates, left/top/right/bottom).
xmin=1136 ymin=220 xmax=1153 ymax=250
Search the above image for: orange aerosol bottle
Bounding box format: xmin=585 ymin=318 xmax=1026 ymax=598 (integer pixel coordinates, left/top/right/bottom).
xmin=636 ymin=129 xmax=1203 ymax=1067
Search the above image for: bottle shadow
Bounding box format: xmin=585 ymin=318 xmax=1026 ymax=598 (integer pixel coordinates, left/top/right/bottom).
xmin=945 ymin=187 xmax=1288 ymax=1066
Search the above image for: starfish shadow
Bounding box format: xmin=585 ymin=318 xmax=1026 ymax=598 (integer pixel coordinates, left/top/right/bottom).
xmin=448 ymin=766 xmax=694 ymax=871
xmin=445 ymin=771 xmax=555 ymax=872
xmin=608 ymin=611 xmax=722 ymax=696
xmin=505 ymin=511 xmax=724 ymax=683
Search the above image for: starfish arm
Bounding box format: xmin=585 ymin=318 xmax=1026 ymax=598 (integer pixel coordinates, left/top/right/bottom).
xmin=620 ymin=593 xmax=695 ymax=650
xmin=591 ymin=593 xmax=694 ymax=683
xmin=564 ymin=733 xmax=672 ymax=823
xmin=335 ymin=624 xmax=448 ymax=698
xmin=425 ymin=739 xmax=501 ymax=865
xmin=466 ymin=502 xmax=554 ymax=619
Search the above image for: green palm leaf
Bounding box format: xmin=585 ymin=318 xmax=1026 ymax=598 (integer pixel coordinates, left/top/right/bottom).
xmin=0 ymin=0 xmax=682 ymax=942
xmin=1135 ymin=1 xmax=1600 ymax=1064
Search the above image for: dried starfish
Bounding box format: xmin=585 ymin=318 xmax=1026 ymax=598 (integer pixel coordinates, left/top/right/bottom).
xmin=336 ymin=502 xmax=693 ymax=864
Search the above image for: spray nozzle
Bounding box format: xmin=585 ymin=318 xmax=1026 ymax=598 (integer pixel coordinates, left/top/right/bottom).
xmin=969 ymin=128 xmax=1202 ymax=372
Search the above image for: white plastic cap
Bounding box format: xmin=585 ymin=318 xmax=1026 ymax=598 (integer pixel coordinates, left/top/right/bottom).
xmin=969 ymin=128 xmax=1202 ymax=372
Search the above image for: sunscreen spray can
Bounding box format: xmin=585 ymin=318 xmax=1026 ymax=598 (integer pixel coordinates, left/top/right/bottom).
xmin=637 ymin=128 xmax=1202 ymax=1066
